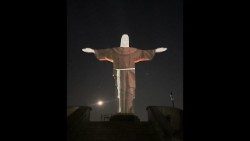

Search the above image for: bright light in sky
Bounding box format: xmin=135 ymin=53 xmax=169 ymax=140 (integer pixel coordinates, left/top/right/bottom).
xmin=97 ymin=101 xmax=103 ymax=106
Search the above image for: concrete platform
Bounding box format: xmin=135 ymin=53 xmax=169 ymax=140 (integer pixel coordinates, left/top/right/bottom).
xmin=109 ymin=113 xmax=140 ymax=123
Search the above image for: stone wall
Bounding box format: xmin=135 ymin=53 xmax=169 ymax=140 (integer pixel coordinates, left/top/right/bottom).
xmin=146 ymin=106 xmax=183 ymax=141
xmin=67 ymin=106 xmax=92 ymax=125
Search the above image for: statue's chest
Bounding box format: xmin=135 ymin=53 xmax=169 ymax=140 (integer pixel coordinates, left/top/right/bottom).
xmin=113 ymin=54 xmax=135 ymax=69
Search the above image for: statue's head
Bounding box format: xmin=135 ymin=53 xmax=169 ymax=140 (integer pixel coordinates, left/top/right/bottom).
xmin=120 ymin=34 xmax=129 ymax=47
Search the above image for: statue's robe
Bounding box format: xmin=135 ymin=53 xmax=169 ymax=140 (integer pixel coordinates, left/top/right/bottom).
xmin=94 ymin=47 xmax=155 ymax=113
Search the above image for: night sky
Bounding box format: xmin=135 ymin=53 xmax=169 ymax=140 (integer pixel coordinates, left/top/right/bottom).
xmin=67 ymin=0 xmax=183 ymax=121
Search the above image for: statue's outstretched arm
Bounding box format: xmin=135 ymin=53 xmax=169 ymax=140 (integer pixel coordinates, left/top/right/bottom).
xmin=82 ymin=48 xmax=95 ymax=54
xmin=83 ymin=48 xmax=113 ymax=62
xmin=155 ymin=47 xmax=167 ymax=53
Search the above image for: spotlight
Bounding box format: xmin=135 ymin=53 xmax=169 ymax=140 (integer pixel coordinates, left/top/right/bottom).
xmin=97 ymin=101 xmax=103 ymax=106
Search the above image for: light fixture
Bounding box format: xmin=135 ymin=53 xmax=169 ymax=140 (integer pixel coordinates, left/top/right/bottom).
xmin=97 ymin=100 xmax=103 ymax=106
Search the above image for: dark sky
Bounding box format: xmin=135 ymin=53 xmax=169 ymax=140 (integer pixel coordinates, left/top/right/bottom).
xmin=67 ymin=0 xmax=183 ymax=121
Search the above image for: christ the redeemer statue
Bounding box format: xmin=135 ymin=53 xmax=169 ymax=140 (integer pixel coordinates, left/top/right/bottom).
xmin=82 ymin=34 xmax=167 ymax=113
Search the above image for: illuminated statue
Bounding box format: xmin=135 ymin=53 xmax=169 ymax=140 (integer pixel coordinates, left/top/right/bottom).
xmin=82 ymin=34 xmax=167 ymax=113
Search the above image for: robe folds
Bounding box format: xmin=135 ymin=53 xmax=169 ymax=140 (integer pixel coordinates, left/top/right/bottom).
xmin=94 ymin=47 xmax=155 ymax=113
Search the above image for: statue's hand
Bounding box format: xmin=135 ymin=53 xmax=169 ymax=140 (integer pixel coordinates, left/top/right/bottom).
xmin=82 ymin=48 xmax=95 ymax=53
xmin=155 ymin=47 xmax=167 ymax=53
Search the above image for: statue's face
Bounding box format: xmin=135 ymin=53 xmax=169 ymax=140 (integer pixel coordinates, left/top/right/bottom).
xmin=120 ymin=34 xmax=129 ymax=47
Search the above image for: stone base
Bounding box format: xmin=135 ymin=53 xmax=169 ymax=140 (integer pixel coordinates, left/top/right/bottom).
xmin=109 ymin=113 xmax=140 ymax=123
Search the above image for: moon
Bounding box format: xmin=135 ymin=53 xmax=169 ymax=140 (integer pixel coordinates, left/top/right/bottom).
xmin=97 ymin=100 xmax=103 ymax=106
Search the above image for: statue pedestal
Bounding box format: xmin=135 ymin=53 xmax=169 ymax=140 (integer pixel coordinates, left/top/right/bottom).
xmin=109 ymin=113 xmax=140 ymax=123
